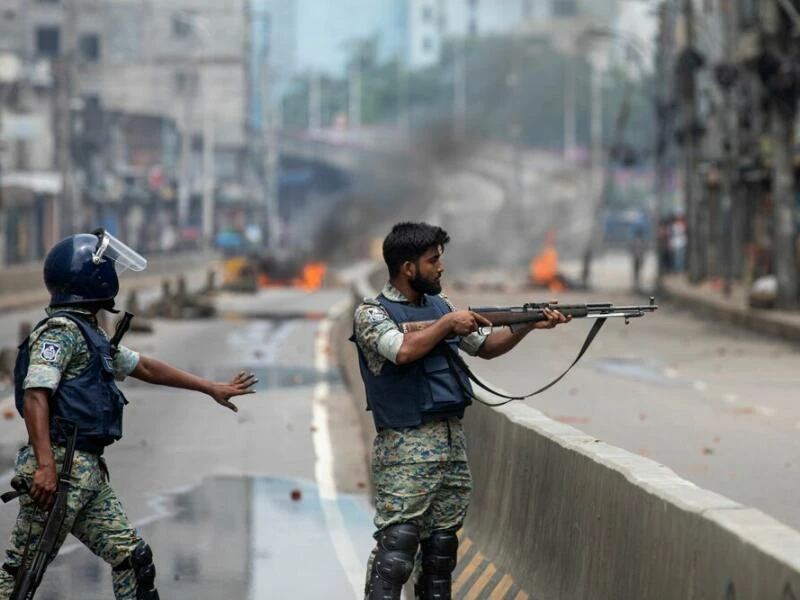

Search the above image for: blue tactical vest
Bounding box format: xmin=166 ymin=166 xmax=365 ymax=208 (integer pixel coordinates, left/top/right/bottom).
xmin=353 ymin=293 xmax=473 ymax=430
xmin=14 ymin=312 xmax=129 ymax=455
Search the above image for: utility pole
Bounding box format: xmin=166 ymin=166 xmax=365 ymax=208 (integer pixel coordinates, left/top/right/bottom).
xmin=397 ymin=59 xmax=409 ymax=132
xmin=201 ymin=69 xmax=215 ymax=247
xmin=509 ymin=34 xmax=524 ymax=224
xmin=177 ymin=73 xmax=194 ymax=230
xmin=718 ymin=0 xmax=737 ymax=296
xmin=454 ymin=37 xmax=466 ymax=139
xmin=348 ymin=63 xmax=362 ymax=128
xmin=55 ymin=0 xmax=79 ymax=239
xmin=0 ymin=84 xmax=7 ymax=267
xmin=681 ymin=0 xmax=704 ymax=283
xmin=563 ymin=53 xmax=577 ymax=161
xmin=771 ymin=0 xmax=799 ymax=308
xmin=308 ymin=73 xmax=321 ymax=130
xmin=654 ymin=1 xmax=676 ymax=287
xmin=580 ymin=59 xmax=605 ymax=288
xmin=261 ymin=61 xmax=280 ymax=252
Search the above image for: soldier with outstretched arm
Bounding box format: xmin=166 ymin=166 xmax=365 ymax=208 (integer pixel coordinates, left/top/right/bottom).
xmin=0 ymin=230 xmax=257 ymax=600
xmin=352 ymin=222 xmax=569 ymax=600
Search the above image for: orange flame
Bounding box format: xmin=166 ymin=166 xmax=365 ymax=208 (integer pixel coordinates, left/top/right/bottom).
xmin=258 ymin=262 xmax=328 ymax=291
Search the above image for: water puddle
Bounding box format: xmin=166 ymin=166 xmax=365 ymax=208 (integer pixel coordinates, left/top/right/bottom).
xmin=588 ymin=357 xmax=689 ymax=387
xmin=27 ymin=475 xmax=372 ymax=600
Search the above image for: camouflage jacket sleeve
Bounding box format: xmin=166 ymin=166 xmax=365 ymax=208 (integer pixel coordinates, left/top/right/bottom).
xmin=438 ymin=292 xmax=487 ymax=356
xmin=353 ymin=299 xmax=403 ymax=374
xmin=23 ymin=319 xmax=81 ymax=391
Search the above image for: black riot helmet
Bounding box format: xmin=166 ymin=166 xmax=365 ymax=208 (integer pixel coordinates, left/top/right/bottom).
xmin=43 ymin=229 xmax=147 ymax=309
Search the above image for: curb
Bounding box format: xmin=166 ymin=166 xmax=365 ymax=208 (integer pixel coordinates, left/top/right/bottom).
xmin=660 ymin=278 xmax=800 ymax=345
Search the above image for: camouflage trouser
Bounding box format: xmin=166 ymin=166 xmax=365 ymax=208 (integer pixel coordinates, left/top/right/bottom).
xmin=364 ymin=418 xmax=473 ymax=597
xmin=0 ymin=445 xmax=141 ymax=600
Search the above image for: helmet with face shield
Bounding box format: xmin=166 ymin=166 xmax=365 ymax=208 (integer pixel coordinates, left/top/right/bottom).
xmin=43 ymin=229 xmax=148 ymax=310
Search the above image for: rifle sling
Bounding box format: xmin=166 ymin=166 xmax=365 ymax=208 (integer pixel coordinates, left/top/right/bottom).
xmin=443 ymin=318 xmax=607 ymax=407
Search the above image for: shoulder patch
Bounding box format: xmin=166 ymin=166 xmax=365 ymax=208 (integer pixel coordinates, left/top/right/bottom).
xmin=363 ymin=306 xmax=389 ymax=324
xmin=39 ymin=341 xmax=62 ymax=362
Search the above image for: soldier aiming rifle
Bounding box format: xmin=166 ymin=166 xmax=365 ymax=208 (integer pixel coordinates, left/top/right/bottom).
xmin=352 ymin=222 xmax=657 ymax=600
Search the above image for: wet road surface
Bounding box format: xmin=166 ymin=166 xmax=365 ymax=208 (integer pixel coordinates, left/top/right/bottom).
xmin=0 ymin=287 xmax=373 ymax=599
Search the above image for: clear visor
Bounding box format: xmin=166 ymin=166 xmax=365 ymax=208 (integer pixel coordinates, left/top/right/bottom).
xmin=92 ymin=231 xmax=148 ymax=273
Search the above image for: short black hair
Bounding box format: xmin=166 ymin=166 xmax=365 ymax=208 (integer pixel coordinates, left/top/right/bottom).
xmin=383 ymin=222 xmax=450 ymax=278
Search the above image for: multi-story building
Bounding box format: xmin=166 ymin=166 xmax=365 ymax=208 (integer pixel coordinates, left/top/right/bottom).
xmin=0 ymin=0 xmax=254 ymax=244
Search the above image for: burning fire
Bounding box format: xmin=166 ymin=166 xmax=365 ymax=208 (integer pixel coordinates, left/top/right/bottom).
xmin=258 ymin=262 xmax=328 ymax=291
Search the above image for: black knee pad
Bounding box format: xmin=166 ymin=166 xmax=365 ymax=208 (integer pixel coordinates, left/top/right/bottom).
xmin=113 ymin=541 xmax=160 ymax=600
xmin=416 ymin=530 xmax=459 ymax=600
xmin=367 ymin=523 xmax=420 ymax=599
xmin=421 ymin=530 xmax=458 ymax=575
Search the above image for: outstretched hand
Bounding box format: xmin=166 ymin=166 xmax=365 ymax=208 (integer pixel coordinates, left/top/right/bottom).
xmin=209 ymin=371 xmax=258 ymax=412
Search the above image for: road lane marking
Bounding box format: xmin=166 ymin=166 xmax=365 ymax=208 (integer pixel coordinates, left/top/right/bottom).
xmin=692 ymin=380 xmax=707 ymax=392
xmin=464 ymin=562 xmax=496 ymax=600
xmin=723 ymin=393 xmax=738 ymax=404
xmin=453 ymin=551 xmax=485 ymax=594
xmin=491 ymin=573 xmax=514 ymax=598
xmin=313 ymin=298 xmax=363 ymax=599
xmin=457 ymin=537 xmax=473 ymax=560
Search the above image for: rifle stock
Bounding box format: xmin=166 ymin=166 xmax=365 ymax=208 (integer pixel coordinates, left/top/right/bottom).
xmin=399 ymin=298 xmax=658 ymax=334
xmin=109 ymin=312 xmax=134 ymax=357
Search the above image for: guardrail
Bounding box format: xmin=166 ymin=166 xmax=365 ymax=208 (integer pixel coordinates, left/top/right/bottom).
xmin=342 ymin=263 xmax=800 ymax=600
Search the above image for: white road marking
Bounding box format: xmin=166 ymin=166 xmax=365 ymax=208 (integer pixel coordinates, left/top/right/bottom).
xmin=313 ymin=298 xmax=363 ymax=599
xmin=692 ymin=380 xmax=708 ymax=392
xmin=663 ymin=368 xmax=679 ymax=379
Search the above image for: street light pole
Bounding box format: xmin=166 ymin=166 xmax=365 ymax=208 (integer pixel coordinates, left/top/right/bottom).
xmin=454 ymin=37 xmax=466 ymax=139
xmin=309 ymin=73 xmax=321 ymax=130
xmin=349 ymin=62 xmax=362 ymax=128
xmin=201 ymin=68 xmax=215 ymax=247
xmin=581 ymin=58 xmax=605 ymax=288
xmin=0 ymin=84 xmax=7 ymax=267
xmin=260 ymin=61 xmax=280 ymax=252
xmin=564 ymin=53 xmax=577 ymax=160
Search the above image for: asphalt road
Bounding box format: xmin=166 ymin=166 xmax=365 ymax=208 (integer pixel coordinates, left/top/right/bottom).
xmin=0 ymin=287 xmax=372 ymax=600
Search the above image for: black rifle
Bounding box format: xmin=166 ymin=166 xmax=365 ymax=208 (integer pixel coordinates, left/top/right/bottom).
xmin=401 ymin=298 xmax=658 ymax=406
xmin=1 ymin=417 xmax=79 ymax=600
xmin=109 ymin=312 xmax=134 ymax=358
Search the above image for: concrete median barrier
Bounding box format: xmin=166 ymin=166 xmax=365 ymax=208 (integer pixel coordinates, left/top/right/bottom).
xmin=0 ymin=250 xmax=221 ymax=312
xmin=341 ymin=263 xmax=800 ymax=599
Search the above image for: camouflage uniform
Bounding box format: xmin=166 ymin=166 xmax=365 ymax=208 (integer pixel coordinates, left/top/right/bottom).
xmin=0 ymin=307 xmax=142 ymax=600
xmin=354 ymin=283 xmax=486 ymax=593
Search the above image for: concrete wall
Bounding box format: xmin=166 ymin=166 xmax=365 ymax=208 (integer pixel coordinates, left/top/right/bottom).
xmin=342 ymin=265 xmax=800 ymax=600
